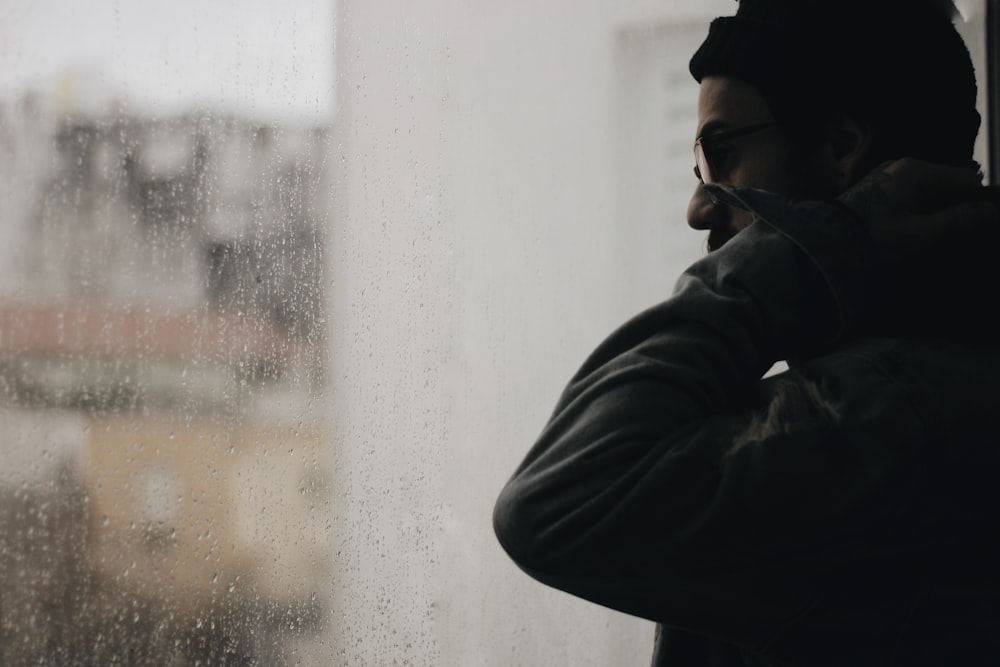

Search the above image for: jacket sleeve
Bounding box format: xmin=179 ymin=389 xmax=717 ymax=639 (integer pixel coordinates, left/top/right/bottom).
xmin=492 ymin=188 xmax=931 ymax=652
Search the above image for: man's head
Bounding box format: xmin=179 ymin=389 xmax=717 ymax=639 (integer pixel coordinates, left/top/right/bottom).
xmin=685 ymin=0 xmax=981 ymax=250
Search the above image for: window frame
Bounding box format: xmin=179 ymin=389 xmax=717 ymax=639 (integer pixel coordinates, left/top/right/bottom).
xmin=989 ymin=0 xmax=1000 ymax=182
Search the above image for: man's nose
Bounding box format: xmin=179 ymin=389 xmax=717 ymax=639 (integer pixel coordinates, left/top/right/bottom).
xmin=686 ymin=182 xmax=726 ymax=230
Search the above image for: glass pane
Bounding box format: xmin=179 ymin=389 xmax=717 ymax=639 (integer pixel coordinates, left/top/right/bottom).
xmin=1 ymin=1 xmax=334 ymax=663
xmin=326 ymin=2 xmax=736 ymax=665
xmin=4 ymin=1 xmax=989 ymax=665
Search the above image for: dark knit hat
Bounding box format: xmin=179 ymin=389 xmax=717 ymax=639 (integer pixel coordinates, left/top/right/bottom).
xmin=689 ymin=0 xmax=980 ymax=167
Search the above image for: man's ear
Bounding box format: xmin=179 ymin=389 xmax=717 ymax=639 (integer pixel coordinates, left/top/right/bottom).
xmin=828 ymin=116 xmax=872 ymax=188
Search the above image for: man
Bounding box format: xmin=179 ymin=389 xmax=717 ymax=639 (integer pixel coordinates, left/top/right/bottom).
xmin=493 ymin=0 xmax=1000 ymax=664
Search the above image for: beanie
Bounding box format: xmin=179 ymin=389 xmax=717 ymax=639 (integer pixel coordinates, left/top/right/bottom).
xmin=689 ymin=0 xmax=980 ymax=167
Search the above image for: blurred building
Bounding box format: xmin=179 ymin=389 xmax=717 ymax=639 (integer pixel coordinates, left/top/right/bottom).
xmin=0 ymin=94 xmax=333 ymax=665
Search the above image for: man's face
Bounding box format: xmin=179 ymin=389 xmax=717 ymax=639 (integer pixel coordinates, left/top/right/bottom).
xmin=687 ymin=76 xmax=835 ymax=251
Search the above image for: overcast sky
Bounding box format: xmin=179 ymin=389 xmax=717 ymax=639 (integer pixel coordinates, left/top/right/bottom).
xmin=0 ymin=0 xmax=336 ymax=124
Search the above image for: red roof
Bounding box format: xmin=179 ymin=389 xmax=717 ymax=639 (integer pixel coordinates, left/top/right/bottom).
xmin=0 ymin=300 xmax=297 ymax=364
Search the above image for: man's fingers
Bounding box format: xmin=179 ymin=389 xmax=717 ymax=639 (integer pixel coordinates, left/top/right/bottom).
xmin=883 ymin=158 xmax=985 ymax=211
xmin=868 ymin=200 xmax=999 ymax=259
xmin=914 ymin=200 xmax=999 ymax=235
xmin=884 ymin=201 xmax=999 ymax=256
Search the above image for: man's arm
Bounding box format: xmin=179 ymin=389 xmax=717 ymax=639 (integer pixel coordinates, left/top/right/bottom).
xmin=492 ymin=160 xmax=997 ymax=651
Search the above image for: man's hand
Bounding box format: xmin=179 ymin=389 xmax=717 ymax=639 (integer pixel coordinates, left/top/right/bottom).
xmin=836 ymin=157 xmax=997 ymax=258
xmin=835 ymin=158 xmax=1000 ymax=342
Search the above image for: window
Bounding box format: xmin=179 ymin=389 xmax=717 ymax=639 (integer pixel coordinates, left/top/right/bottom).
xmin=2 ymin=1 xmax=990 ymax=664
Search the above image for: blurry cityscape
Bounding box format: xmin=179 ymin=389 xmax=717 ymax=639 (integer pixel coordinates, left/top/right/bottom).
xmin=0 ymin=89 xmax=333 ymax=665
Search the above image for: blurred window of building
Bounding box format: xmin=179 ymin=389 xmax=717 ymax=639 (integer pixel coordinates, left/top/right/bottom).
xmin=0 ymin=0 xmax=335 ymax=663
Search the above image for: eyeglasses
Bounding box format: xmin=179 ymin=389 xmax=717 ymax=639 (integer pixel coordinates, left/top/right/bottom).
xmin=694 ymin=121 xmax=779 ymax=185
